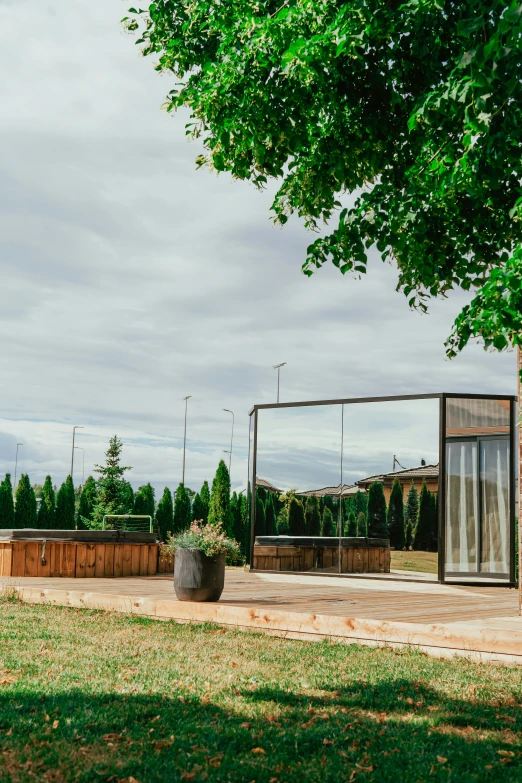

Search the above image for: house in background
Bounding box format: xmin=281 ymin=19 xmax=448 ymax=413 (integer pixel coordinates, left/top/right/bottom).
xmin=356 ymin=463 xmax=439 ymax=504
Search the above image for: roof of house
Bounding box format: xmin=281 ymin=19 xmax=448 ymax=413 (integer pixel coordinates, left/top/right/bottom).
xmin=356 ymin=463 xmax=439 ymax=487
xmin=255 ymin=477 xmax=281 ymax=493
xmin=298 ymin=484 xmax=363 ymax=498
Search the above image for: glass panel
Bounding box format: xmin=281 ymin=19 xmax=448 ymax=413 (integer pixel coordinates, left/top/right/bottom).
xmin=480 ymin=439 xmax=509 ymax=575
xmin=445 ymin=440 xmax=478 ymax=573
xmin=254 ymin=405 xmax=342 ymax=572
xmin=341 ymin=398 xmax=440 ymax=579
xmin=446 ymin=398 xmax=510 ymax=436
xmin=246 ymin=412 xmax=254 ymax=565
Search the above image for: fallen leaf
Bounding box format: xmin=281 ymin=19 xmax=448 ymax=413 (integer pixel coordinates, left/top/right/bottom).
xmin=231 ymin=662 xmax=238 ymax=668
xmin=103 ymin=733 xmax=123 ymax=742
xmin=0 ymin=677 xmax=16 ymax=686
xmin=52 ymin=720 xmax=59 ymax=730
xmin=6 ymin=728 xmax=13 ymax=736
xmin=427 ymin=706 xmax=437 ymax=712
xmin=153 ymin=740 xmax=173 ymax=750
xmin=180 ymin=774 xmax=196 ymax=782
xmin=241 ymin=722 xmax=251 ymax=729
xmin=355 ymin=764 xmax=374 ymax=772
xmin=498 ymin=750 xmax=515 ymax=757
xmin=251 ymin=747 xmax=265 ymax=754
xmin=437 ymin=756 xmax=448 ymax=764
xmin=323 ymin=738 xmax=334 ymax=746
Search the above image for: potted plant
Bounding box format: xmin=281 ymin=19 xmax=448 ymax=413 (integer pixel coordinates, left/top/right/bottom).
xmin=166 ymin=520 xmax=240 ymax=602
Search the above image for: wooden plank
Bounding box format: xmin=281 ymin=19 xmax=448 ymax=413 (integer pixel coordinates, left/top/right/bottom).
xmin=130 ymin=545 xmax=141 ymax=576
xmin=346 ymin=546 xmax=354 ymax=574
xmin=114 ymin=544 xmax=123 ymax=578
xmin=122 ymin=544 xmax=132 ymax=577
xmin=84 ymin=545 xmax=96 ymax=578
xmin=276 ymin=546 xmax=301 ymax=556
xmin=63 ymin=543 xmax=76 ymax=578
xmin=0 ymin=543 xmax=12 ymax=577
xmin=147 ymin=545 xmax=158 ymax=576
xmin=255 ymin=546 xmax=278 ymax=556
xmin=104 ymin=544 xmax=115 ymax=578
xmin=75 ymin=543 xmax=87 ymax=577
xmin=24 ymin=542 xmax=38 ymax=577
xmin=362 ymin=548 xmax=369 ymax=573
xmin=37 ymin=541 xmax=51 ymax=578
xmin=378 ymin=548 xmax=385 ymax=573
xmin=139 ymin=545 xmax=149 ymax=576
xmin=95 ymin=544 xmax=106 ymax=578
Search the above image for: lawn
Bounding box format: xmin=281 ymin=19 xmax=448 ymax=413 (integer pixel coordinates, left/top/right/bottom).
xmin=391 ymin=550 xmax=438 ymax=574
xmin=1 ymin=594 xmax=521 ymax=783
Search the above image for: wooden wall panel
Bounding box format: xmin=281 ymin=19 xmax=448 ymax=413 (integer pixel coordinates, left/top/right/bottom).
xmin=122 ymin=544 xmax=132 ymax=577
xmin=130 ymin=545 xmax=140 ymax=576
xmin=104 ymin=544 xmax=115 ymax=577
xmin=114 ymin=544 xmax=123 ymax=578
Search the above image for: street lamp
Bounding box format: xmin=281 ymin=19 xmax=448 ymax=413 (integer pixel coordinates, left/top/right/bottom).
xmin=71 ymin=426 xmax=84 ymax=481
xmin=223 ymin=409 xmax=234 ymax=479
xmin=74 ymin=447 xmax=85 ymax=486
xmin=182 ymin=396 xmax=191 ymax=486
xmin=272 ymin=362 xmax=286 ymax=403
xmin=14 ymin=443 xmax=23 ymax=492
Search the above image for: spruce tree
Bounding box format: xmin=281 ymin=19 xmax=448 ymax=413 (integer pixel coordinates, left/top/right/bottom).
xmin=0 ymin=474 xmax=15 ymax=528
xmin=355 ymin=490 xmax=368 ymax=517
xmin=78 ymin=476 xmax=97 ymax=529
xmin=230 ymin=491 xmax=243 ymax=541
xmin=414 ymin=480 xmax=431 ymax=551
xmin=14 ymin=474 xmax=37 ymax=529
xmin=321 ymin=506 xmax=334 ymax=537
xmin=346 ymin=510 xmax=357 ymax=536
xmin=55 ymin=476 xmax=76 ymax=529
xmin=356 ymin=511 xmax=367 ymax=537
xmin=90 ymin=436 xmax=133 ymax=529
xmin=387 ymin=479 xmax=405 ymax=550
xmin=173 ymin=483 xmax=191 ymax=532
xmin=191 ymin=492 xmax=205 ymax=522
xmin=304 ymin=495 xmax=321 ymax=536
xmin=134 ymin=483 xmax=155 ymax=521
xmin=156 ymin=487 xmax=174 ymax=541
xmin=120 ymin=481 xmax=135 ymax=513
xmin=254 ymin=492 xmax=266 ymax=536
xmin=200 ymin=480 xmax=210 ymax=523
xmin=37 ymin=475 xmax=56 ymax=530
xmin=367 ymin=482 xmax=388 ymax=538
xmin=239 ymin=492 xmax=249 ymax=560
xmin=264 ymin=493 xmax=277 ymax=535
xmin=288 ymin=497 xmax=305 ymax=535
xmin=405 ymin=482 xmax=420 ymax=549
xmin=208 ymin=460 xmax=233 ymax=535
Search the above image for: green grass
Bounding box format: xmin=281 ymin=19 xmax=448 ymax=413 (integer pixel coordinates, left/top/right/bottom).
xmin=0 ymin=597 xmax=521 ymax=782
xmin=391 ymin=550 xmax=438 ymax=574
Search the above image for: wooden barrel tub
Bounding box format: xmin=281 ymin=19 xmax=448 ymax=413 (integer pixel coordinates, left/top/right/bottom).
xmin=253 ymin=536 xmax=391 ymax=574
xmin=0 ymin=529 xmax=162 ymax=579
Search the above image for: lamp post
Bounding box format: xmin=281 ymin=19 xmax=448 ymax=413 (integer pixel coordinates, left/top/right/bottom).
xmin=182 ymin=396 xmax=191 ymax=486
xmin=14 ymin=443 xmax=23 ymax=492
xmin=272 ymin=362 xmax=286 ymax=403
xmin=71 ymin=426 xmax=84 ymax=481
xmin=74 ymin=447 xmax=85 ymax=486
xmin=223 ymin=409 xmax=234 ymax=479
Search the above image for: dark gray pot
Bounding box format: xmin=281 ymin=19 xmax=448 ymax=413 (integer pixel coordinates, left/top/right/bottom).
xmin=174 ymin=548 xmax=226 ymax=602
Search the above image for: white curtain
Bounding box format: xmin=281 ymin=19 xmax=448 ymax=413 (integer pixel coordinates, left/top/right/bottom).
xmin=480 ymin=439 xmax=509 ymax=574
xmin=446 ymin=441 xmax=478 ymax=572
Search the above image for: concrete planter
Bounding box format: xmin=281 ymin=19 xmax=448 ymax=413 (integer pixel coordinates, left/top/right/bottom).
xmin=174 ymin=548 xmax=225 ymax=602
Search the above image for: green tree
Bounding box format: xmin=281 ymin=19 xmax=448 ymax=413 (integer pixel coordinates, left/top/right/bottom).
xmin=37 ymin=475 xmax=56 ymax=530
xmin=264 ymin=492 xmax=277 ymax=536
xmin=173 ymin=483 xmax=192 ymax=532
xmin=134 ymin=483 xmax=155 ymax=522
xmin=288 ymin=496 xmax=305 ymax=536
xmin=356 ymin=512 xmax=367 ymax=537
xmin=230 ymin=491 xmax=244 ymax=542
xmin=208 ymin=460 xmax=233 ymax=535
xmin=304 ymin=495 xmax=321 ymax=536
xmin=254 ymin=492 xmax=266 ymax=537
xmin=0 ymin=474 xmax=15 ymax=528
xmin=367 ymin=482 xmax=388 ymax=539
xmin=191 ymin=492 xmax=205 ymax=522
xmin=14 ymin=474 xmax=37 ymax=529
xmin=346 ymin=510 xmax=357 ymax=537
xmin=200 ymin=480 xmax=210 ymax=523
xmin=321 ymin=507 xmax=334 ymax=537
xmin=387 ymin=479 xmax=405 ymax=551
xmin=78 ymin=476 xmax=97 ymax=529
xmin=415 ymin=481 xmax=438 ymax=552
xmin=55 ymin=476 xmax=76 ymax=530
xmin=120 ymin=481 xmax=135 ymax=514
xmin=89 ymin=436 xmax=133 ymax=529
xmin=405 ymin=483 xmax=420 ymax=550
xmin=129 ymin=3 xmax=522 ymax=357
xmin=156 ymin=487 xmax=174 ymax=541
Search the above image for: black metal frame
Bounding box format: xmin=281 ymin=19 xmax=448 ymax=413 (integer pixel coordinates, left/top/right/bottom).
xmin=247 ymin=391 xmax=517 ymax=587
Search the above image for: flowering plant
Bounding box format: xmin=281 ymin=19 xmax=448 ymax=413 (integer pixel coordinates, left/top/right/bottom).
xmin=166 ymin=520 xmax=240 ymax=559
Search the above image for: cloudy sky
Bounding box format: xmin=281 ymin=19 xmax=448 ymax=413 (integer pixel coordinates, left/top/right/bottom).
xmin=0 ymin=0 xmax=516 ymax=496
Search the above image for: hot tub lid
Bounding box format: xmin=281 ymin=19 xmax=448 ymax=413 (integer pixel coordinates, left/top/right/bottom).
xmin=0 ymin=529 xmax=157 ymax=544
xmin=255 ymin=535 xmax=390 ymax=548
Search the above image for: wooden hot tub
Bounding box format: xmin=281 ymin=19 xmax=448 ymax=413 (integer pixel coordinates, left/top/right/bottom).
xmin=253 ymin=536 xmax=391 ymax=574
xmin=0 ymin=529 xmax=161 ymax=578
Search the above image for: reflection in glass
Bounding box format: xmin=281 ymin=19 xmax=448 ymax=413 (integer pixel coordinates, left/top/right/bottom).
xmin=445 ymin=440 xmax=478 ymax=573
xmin=480 ymin=439 xmax=509 ymax=574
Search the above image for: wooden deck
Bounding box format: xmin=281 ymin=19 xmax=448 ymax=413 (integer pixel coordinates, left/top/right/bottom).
xmin=1 ymin=570 xmax=521 ymax=664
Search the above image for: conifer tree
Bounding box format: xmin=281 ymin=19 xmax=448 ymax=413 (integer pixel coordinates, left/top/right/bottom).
xmin=405 ymin=482 xmax=420 ymax=549
xmin=254 ymin=492 xmax=266 ymax=536
xmin=55 ymin=476 xmax=76 ymax=529
xmin=355 ymin=490 xmax=368 ymax=516
xmin=156 ymin=487 xmax=174 ymax=541
xmin=191 ymin=492 xmax=205 ymax=522
xmin=120 ymin=481 xmax=135 ymax=513
xmin=134 ymin=483 xmax=155 ymax=521
xmin=321 ymin=506 xmax=334 ymax=537
xmin=77 ymin=476 xmax=97 ymax=529
xmin=288 ymin=496 xmax=305 ymax=535
xmin=229 ymin=491 xmax=243 ymax=541
xmin=0 ymin=474 xmax=15 ymax=528
xmin=239 ymin=492 xmax=250 ymax=559
xmin=387 ymin=479 xmax=405 ymax=550
xmin=356 ymin=511 xmax=367 ymax=537
xmin=367 ymin=482 xmax=388 ymax=538
xmin=346 ymin=510 xmax=357 ymax=536
xmin=89 ymin=436 xmax=133 ymax=529
xmin=173 ymin=483 xmax=191 ymax=532
xmin=37 ymin=475 xmax=56 ymax=530
xmin=264 ymin=492 xmax=277 ymax=535
xmin=14 ymin=474 xmax=37 ymax=529
xmin=304 ymin=495 xmax=321 ymax=536
xmin=200 ymin=480 xmax=210 ymax=523
xmin=414 ymin=480 xmax=430 ymax=551
xmin=208 ymin=460 xmax=233 ymax=535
